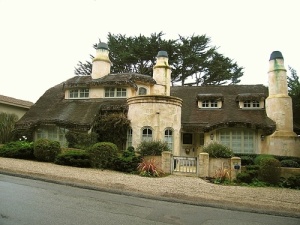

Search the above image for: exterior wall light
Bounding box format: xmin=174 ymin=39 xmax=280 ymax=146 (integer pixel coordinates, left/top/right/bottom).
xmin=261 ymin=134 xmax=265 ymax=141
xmin=210 ymin=133 xmax=214 ymax=140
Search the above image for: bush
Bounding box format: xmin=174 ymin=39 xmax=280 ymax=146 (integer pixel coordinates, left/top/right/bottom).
xmin=236 ymin=170 xmax=257 ymax=184
xmin=55 ymin=150 xmax=91 ymax=167
xmin=239 ymin=155 xmax=255 ymax=166
xmin=33 ymin=139 xmax=61 ymax=162
xmin=254 ymin=154 xmax=275 ymax=165
xmin=280 ymin=175 xmax=300 ymax=189
xmin=258 ymin=157 xmax=281 ymax=185
xmin=137 ymin=140 xmax=170 ymax=157
xmin=87 ymin=142 xmax=118 ymax=169
xmin=65 ymin=131 xmax=98 ymax=149
xmin=0 ymin=141 xmax=34 ymax=159
xmin=202 ymin=142 xmax=233 ymax=158
xmin=114 ymin=147 xmax=141 ymax=173
xmin=280 ymin=159 xmax=300 ymax=168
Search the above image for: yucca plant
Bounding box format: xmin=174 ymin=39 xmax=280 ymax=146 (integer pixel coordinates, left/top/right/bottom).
xmin=137 ymin=158 xmax=164 ymax=177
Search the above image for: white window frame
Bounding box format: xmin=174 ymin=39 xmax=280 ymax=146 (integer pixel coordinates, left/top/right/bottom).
xmin=35 ymin=125 xmax=68 ymax=147
xmin=69 ymin=88 xmax=89 ymax=99
xmin=141 ymin=127 xmax=153 ymax=142
xmin=243 ymin=100 xmax=260 ymax=108
xmin=199 ymin=100 xmax=220 ymax=108
xmin=164 ymin=128 xmax=173 ymax=151
xmin=105 ymin=87 xmax=127 ymax=98
xmin=127 ymin=128 xmax=133 ymax=148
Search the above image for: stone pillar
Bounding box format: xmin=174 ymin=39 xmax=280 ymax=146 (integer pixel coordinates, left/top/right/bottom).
xmin=162 ymin=151 xmax=172 ymax=174
xmin=230 ymin=157 xmax=241 ymax=181
xmin=198 ymin=153 xmax=209 ymax=178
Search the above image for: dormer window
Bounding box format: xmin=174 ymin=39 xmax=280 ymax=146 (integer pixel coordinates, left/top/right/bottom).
xmin=236 ymin=93 xmax=265 ymax=109
xmin=69 ymin=89 xmax=89 ymax=99
xmin=197 ymin=93 xmax=223 ymax=109
xmin=105 ymin=87 xmax=127 ymax=98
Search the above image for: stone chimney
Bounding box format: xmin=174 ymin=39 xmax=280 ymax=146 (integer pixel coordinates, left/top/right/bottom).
xmin=266 ymin=51 xmax=297 ymax=137
xmin=91 ymin=42 xmax=111 ymax=79
xmin=153 ymin=51 xmax=171 ymax=96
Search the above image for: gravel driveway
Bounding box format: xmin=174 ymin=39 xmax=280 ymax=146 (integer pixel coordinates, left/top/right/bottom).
xmin=0 ymin=157 xmax=299 ymax=218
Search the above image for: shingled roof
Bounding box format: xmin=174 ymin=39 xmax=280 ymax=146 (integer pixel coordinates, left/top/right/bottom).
xmin=0 ymin=94 xmax=33 ymax=108
xmin=170 ymin=85 xmax=276 ymax=135
xmin=15 ymin=82 xmax=127 ymax=131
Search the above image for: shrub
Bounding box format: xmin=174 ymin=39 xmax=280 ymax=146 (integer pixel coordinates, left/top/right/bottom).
xmin=87 ymin=142 xmax=118 ymax=169
xmin=137 ymin=158 xmax=164 ymax=177
xmin=254 ymin=154 xmax=275 ymax=165
xmin=0 ymin=141 xmax=34 ymax=159
xmin=239 ymin=155 xmax=255 ymax=166
xmin=202 ymin=142 xmax=233 ymax=158
xmin=213 ymin=163 xmax=231 ymax=184
xmin=65 ymin=131 xmax=98 ymax=149
xmin=33 ymin=139 xmax=61 ymax=162
xmin=137 ymin=140 xmax=170 ymax=157
xmin=55 ymin=150 xmax=91 ymax=167
xmin=236 ymin=170 xmax=258 ymax=184
xmin=280 ymin=159 xmax=300 ymax=168
xmin=280 ymin=175 xmax=300 ymax=189
xmin=114 ymin=147 xmax=141 ymax=173
xmin=258 ymin=157 xmax=281 ymax=185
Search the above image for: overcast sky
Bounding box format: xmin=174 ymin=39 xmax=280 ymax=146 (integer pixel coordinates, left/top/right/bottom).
xmin=0 ymin=0 xmax=299 ymax=103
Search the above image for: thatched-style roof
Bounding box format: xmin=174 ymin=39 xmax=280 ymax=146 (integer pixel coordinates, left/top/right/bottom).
xmin=235 ymin=93 xmax=266 ymax=101
xmin=63 ymin=73 xmax=156 ymax=90
xmin=15 ymin=82 xmax=127 ymax=131
xmin=171 ymin=85 xmax=276 ymax=134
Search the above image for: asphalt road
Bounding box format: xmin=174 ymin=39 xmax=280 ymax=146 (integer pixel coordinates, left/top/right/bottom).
xmin=0 ymin=174 xmax=299 ymax=225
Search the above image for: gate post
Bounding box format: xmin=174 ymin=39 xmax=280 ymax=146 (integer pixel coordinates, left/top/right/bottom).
xmin=162 ymin=151 xmax=172 ymax=174
xmin=199 ymin=153 xmax=209 ymax=178
xmin=230 ymin=157 xmax=241 ymax=181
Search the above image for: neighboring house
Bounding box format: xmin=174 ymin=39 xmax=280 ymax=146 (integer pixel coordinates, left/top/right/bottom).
xmin=15 ymin=43 xmax=300 ymax=157
xmin=0 ymin=94 xmax=33 ymax=120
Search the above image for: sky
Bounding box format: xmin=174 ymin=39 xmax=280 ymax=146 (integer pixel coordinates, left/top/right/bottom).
xmin=0 ymin=0 xmax=299 ymax=103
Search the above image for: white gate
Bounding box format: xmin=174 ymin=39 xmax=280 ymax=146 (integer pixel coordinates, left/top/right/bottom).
xmin=172 ymin=156 xmax=197 ymax=174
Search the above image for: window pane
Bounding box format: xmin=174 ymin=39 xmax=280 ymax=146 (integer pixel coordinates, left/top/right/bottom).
xmin=183 ymin=133 xmax=193 ymax=144
xmin=164 ymin=129 xmax=173 ymax=150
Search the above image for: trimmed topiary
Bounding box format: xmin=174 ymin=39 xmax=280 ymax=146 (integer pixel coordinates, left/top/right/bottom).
xmin=137 ymin=140 xmax=171 ymax=157
xmin=33 ymin=139 xmax=61 ymax=162
xmin=87 ymin=142 xmax=118 ymax=169
xmin=0 ymin=141 xmax=34 ymax=159
xmin=55 ymin=150 xmax=91 ymax=167
xmin=254 ymin=154 xmax=275 ymax=165
xmin=280 ymin=159 xmax=300 ymax=168
xmin=258 ymin=157 xmax=281 ymax=185
xmin=202 ymin=142 xmax=233 ymax=158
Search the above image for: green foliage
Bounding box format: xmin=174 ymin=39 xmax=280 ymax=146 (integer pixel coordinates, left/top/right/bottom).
xmin=87 ymin=142 xmax=118 ymax=169
xmin=213 ymin=163 xmax=231 ymax=184
xmin=136 ymin=140 xmax=170 ymax=157
xmin=258 ymin=157 xmax=281 ymax=185
xmin=137 ymin=158 xmax=164 ymax=177
xmin=92 ymin=113 xmax=130 ymax=149
xmin=202 ymin=142 xmax=233 ymax=158
xmin=280 ymin=175 xmax=300 ymax=189
xmin=0 ymin=141 xmax=34 ymax=159
xmin=33 ymin=139 xmax=61 ymax=162
xmin=280 ymin=159 xmax=300 ymax=168
xmin=234 ymin=153 xmax=257 ymax=166
xmin=254 ymin=154 xmax=275 ymax=165
xmin=65 ymin=131 xmax=98 ymax=149
xmin=74 ymin=32 xmax=244 ymax=86
xmin=55 ymin=150 xmax=91 ymax=168
xmin=236 ymin=170 xmax=258 ymax=184
xmin=0 ymin=112 xmax=19 ymax=144
xmin=114 ymin=147 xmax=141 ymax=173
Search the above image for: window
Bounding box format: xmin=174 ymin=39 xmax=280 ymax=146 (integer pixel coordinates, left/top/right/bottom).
xmin=182 ymin=133 xmax=193 ymax=144
xmin=105 ymin=87 xmax=127 ymax=98
xmin=243 ymin=100 xmax=260 ymax=108
xmin=36 ymin=125 xmax=68 ymax=147
xmin=69 ymin=89 xmax=89 ymax=99
xmin=138 ymin=87 xmax=147 ymax=95
xmin=142 ymin=127 xmax=153 ymax=142
xmin=219 ymin=129 xmax=255 ymax=153
xmin=127 ymin=128 xmax=132 ymax=147
xmin=201 ymin=100 xmax=218 ymax=108
xmin=164 ymin=128 xmax=173 ymax=150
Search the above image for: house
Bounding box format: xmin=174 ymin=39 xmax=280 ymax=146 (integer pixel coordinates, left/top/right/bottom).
xmin=0 ymin=94 xmax=33 ymax=120
xmin=15 ymin=43 xmax=300 ymax=157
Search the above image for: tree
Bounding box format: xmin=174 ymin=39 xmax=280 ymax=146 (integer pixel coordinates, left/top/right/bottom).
xmin=287 ymin=66 xmax=300 ymax=134
xmin=0 ymin=112 xmax=19 ymax=144
xmin=74 ymin=33 xmax=244 ymax=86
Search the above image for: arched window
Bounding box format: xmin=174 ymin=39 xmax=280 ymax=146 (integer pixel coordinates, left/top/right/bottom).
xmin=138 ymin=87 xmax=147 ymax=95
xmin=164 ymin=128 xmax=173 ymax=151
xmin=142 ymin=127 xmax=153 ymax=142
